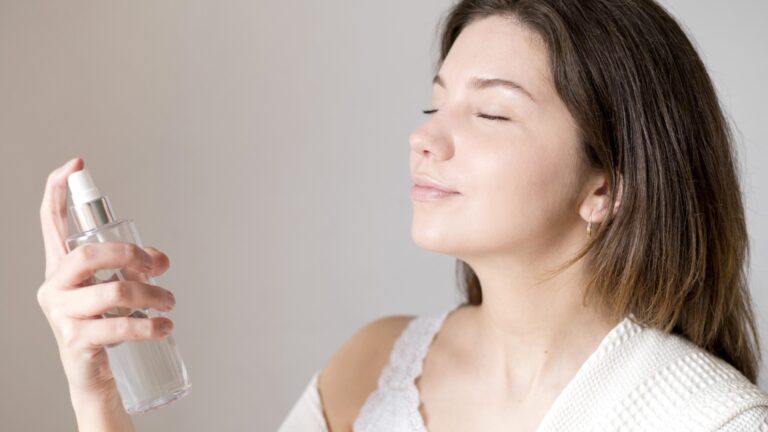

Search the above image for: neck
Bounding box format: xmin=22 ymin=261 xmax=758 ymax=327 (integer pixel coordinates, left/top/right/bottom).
xmin=460 ymin=242 xmax=620 ymax=395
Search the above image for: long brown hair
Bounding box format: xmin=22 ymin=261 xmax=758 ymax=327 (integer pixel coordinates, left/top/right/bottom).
xmin=437 ymin=0 xmax=761 ymax=382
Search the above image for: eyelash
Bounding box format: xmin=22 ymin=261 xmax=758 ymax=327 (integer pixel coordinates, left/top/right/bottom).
xmin=421 ymin=109 xmax=510 ymax=122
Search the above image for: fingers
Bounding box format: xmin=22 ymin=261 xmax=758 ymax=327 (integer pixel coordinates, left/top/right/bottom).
xmin=41 ymin=157 xmax=84 ymax=276
xmin=143 ymin=246 xmax=171 ymax=277
xmin=61 ymin=316 xmax=174 ymax=350
xmin=51 ymin=242 xmax=153 ymax=289
xmin=63 ymin=280 xmax=175 ymax=318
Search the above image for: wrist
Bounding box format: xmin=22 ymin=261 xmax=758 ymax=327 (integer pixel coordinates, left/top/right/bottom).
xmin=70 ymin=384 xmax=134 ymax=432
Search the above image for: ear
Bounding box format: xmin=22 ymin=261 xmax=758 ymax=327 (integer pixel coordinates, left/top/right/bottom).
xmin=578 ymin=171 xmax=623 ymax=224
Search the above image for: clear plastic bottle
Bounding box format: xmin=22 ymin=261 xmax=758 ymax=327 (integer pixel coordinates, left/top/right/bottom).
xmin=65 ymin=169 xmax=191 ymax=414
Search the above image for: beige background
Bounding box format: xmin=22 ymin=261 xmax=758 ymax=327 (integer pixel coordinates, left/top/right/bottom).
xmin=1 ymin=0 xmax=766 ymax=430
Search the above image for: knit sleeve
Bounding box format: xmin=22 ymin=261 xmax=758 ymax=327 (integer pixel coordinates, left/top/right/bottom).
xmin=277 ymin=370 xmax=330 ymax=432
xmin=716 ymin=405 xmax=768 ymax=431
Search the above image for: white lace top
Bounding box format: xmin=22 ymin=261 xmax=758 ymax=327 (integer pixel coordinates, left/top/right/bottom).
xmin=278 ymin=304 xmax=768 ymax=431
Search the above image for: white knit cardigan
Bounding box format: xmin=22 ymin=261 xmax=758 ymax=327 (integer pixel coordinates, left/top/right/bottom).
xmin=278 ymin=306 xmax=768 ymax=431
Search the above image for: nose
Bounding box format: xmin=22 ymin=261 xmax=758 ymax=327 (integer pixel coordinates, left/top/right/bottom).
xmin=409 ymin=119 xmax=454 ymax=161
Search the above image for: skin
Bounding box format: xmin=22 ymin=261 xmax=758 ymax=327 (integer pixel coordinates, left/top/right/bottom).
xmin=320 ymin=15 xmax=624 ymax=432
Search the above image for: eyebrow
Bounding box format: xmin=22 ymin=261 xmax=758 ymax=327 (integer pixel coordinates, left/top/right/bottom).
xmin=432 ymin=74 xmax=537 ymax=103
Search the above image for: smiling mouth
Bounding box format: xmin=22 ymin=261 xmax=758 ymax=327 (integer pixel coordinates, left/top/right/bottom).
xmin=411 ymin=185 xmax=462 ymax=201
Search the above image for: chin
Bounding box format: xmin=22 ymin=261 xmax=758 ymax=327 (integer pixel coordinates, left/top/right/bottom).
xmin=410 ymin=216 xmax=522 ymax=262
xmin=410 ymin=219 xmax=472 ymax=258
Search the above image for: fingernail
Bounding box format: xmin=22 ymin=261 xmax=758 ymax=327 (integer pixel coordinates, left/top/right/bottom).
xmin=165 ymin=292 xmax=176 ymax=309
xmin=160 ymin=320 xmax=174 ymax=334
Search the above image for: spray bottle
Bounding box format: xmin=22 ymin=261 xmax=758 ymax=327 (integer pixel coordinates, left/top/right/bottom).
xmin=65 ymin=169 xmax=191 ymax=414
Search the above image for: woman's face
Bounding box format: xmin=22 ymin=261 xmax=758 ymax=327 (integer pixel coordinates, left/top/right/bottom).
xmin=409 ymin=15 xmax=588 ymax=261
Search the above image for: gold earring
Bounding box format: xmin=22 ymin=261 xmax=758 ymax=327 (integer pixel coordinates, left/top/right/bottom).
xmin=587 ymin=207 xmax=606 ymax=236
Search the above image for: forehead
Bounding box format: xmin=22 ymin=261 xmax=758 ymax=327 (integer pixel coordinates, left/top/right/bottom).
xmin=439 ymin=16 xmax=551 ymax=100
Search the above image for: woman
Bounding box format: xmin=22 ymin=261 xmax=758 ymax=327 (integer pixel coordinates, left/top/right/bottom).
xmin=36 ymin=1 xmax=766 ymax=432
xmin=278 ymin=0 xmax=768 ymax=431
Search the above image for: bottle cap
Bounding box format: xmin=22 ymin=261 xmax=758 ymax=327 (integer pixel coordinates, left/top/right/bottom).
xmin=68 ymin=169 xmax=102 ymax=205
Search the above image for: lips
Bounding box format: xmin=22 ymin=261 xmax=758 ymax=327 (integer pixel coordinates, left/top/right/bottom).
xmin=411 ymin=173 xmax=459 ymax=194
xmin=411 ymin=173 xmax=461 ymax=201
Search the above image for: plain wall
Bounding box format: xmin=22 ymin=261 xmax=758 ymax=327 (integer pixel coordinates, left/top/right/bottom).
xmin=1 ymin=0 xmax=766 ymax=430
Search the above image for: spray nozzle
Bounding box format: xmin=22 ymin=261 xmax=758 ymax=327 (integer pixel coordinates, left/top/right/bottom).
xmin=68 ymin=169 xmax=102 ymax=205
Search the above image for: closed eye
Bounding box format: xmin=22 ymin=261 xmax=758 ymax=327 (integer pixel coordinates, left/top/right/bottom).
xmin=476 ymin=113 xmax=510 ymax=121
xmin=421 ymin=109 xmax=510 ymax=122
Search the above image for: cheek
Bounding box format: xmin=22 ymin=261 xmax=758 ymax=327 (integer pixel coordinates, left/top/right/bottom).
xmin=471 ymin=148 xmax=541 ymax=230
xmin=464 ymin=141 xmax=580 ymax=241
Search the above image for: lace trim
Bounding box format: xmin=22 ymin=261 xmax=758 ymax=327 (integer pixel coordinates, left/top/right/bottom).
xmin=354 ymin=306 xmax=456 ymax=431
xmin=377 ymin=308 xmax=453 ymax=390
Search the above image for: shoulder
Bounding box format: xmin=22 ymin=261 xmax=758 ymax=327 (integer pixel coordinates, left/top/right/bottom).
xmin=627 ymin=323 xmax=768 ymax=426
xmin=317 ymin=314 xmax=417 ymax=431
xmin=717 ymin=405 xmax=768 ymax=431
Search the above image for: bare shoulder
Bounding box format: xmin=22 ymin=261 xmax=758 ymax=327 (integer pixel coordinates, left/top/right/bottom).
xmin=317 ymin=314 xmax=416 ymax=432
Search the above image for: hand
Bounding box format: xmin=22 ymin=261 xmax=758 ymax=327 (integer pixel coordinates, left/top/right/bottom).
xmin=36 ymin=157 xmax=176 ymax=400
